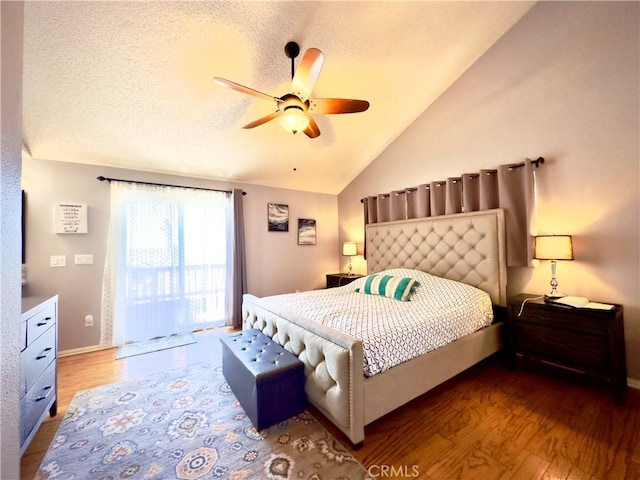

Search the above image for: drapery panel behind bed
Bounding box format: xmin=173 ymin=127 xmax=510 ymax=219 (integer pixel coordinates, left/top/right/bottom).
xmin=362 ymin=157 xmax=541 ymax=266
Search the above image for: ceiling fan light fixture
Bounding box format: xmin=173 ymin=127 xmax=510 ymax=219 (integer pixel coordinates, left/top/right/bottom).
xmin=279 ymin=106 xmax=309 ymax=134
xmin=215 ymin=43 xmax=369 ymax=138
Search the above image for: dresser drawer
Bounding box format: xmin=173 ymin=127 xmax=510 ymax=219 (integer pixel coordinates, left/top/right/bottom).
xmin=22 ymin=324 xmax=56 ymax=392
xmin=26 ymin=302 xmax=56 ymax=344
xmin=21 ymin=360 xmax=56 ymax=446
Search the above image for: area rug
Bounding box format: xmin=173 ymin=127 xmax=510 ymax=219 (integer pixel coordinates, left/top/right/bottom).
xmin=115 ymin=333 xmax=198 ymax=359
xmin=34 ymin=361 xmax=373 ymax=480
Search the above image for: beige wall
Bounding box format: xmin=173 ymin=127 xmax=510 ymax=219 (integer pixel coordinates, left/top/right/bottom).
xmin=22 ymin=158 xmax=339 ymax=352
xmin=1 ymin=2 xmax=24 ymax=477
xmin=338 ymin=2 xmax=640 ymax=382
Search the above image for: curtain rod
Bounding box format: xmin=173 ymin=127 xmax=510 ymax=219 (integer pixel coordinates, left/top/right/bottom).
xmin=509 ymin=156 xmax=545 ymax=169
xmin=96 ymin=176 xmax=247 ymax=195
xmin=359 ymin=157 xmax=545 ymax=203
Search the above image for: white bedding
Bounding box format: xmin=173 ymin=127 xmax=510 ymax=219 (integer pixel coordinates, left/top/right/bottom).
xmin=258 ymin=268 xmax=494 ymax=377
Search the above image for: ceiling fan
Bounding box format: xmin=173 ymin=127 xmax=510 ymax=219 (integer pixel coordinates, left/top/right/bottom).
xmin=214 ymin=42 xmax=369 ymax=138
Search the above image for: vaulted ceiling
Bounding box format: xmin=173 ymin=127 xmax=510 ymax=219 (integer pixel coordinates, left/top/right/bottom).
xmin=22 ymin=1 xmax=534 ymax=194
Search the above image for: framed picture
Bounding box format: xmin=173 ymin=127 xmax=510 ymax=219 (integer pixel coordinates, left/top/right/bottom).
xmin=298 ymin=218 xmax=316 ymax=245
xmin=268 ymin=203 xmax=289 ymax=232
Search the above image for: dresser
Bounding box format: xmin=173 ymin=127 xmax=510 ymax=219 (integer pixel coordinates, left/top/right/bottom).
xmin=507 ymin=294 xmax=627 ymax=404
xmin=21 ymin=295 xmax=58 ymax=454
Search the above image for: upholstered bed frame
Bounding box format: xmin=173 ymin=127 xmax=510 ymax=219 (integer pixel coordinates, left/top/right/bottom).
xmin=242 ymin=208 xmax=507 ymax=445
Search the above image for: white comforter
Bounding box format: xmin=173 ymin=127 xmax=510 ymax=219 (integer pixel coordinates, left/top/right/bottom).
xmin=259 ymin=268 xmax=494 ymax=377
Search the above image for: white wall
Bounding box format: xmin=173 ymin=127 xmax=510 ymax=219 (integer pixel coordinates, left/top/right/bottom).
xmin=22 ymin=158 xmax=339 ymax=352
xmin=338 ymin=2 xmax=640 ymax=381
xmin=0 ymin=2 xmax=24 ymax=477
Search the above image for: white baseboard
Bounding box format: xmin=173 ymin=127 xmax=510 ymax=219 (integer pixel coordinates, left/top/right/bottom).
xmin=59 ymin=344 xmax=114 ymax=357
xmin=628 ymin=377 xmax=640 ymax=391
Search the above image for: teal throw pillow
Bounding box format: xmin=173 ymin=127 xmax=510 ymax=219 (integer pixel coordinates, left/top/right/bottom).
xmin=355 ymin=274 xmax=419 ymax=301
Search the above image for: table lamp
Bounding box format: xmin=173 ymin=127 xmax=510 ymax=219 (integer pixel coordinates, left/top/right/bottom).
xmin=342 ymin=242 xmax=357 ymax=276
xmin=534 ymin=234 xmax=574 ymax=298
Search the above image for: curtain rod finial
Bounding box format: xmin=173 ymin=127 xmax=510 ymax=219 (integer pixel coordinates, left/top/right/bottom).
xmin=528 ymin=156 xmax=545 ymax=167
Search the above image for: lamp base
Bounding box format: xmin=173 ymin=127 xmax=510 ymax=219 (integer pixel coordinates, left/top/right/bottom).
xmin=544 ymin=293 xmax=565 ymax=301
xmin=544 ymin=292 xmax=566 ymax=300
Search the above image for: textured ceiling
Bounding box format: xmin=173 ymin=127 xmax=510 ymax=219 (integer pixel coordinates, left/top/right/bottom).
xmin=22 ymin=1 xmax=534 ymax=194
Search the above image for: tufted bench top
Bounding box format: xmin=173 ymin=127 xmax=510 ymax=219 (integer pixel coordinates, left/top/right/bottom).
xmin=222 ymin=329 xmax=303 ymax=384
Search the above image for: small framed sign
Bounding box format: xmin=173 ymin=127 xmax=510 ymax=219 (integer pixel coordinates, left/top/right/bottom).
xmin=54 ymin=202 xmax=88 ymax=234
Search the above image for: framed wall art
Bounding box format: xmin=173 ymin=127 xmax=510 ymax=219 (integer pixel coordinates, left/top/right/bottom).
xmin=54 ymin=202 xmax=88 ymax=234
xmin=297 ymin=218 xmax=316 ymax=245
xmin=268 ymin=203 xmax=289 ymax=232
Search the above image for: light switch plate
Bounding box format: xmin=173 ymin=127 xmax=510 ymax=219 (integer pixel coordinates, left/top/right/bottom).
xmin=75 ymin=254 xmax=94 ymax=265
xmin=50 ymin=255 xmax=66 ymax=267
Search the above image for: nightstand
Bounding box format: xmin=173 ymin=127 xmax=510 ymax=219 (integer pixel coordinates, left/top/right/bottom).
xmin=507 ymin=294 xmax=627 ymax=404
xmin=326 ymin=273 xmax=362 ymax=288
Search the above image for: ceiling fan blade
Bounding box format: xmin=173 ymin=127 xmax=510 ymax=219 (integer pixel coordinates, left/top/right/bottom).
xmin=303 ymin=115 xmax=321 ymax=138
xmin=291 ymin=48 xmax=324 ymax=100
xmin=242 ymin=111 xmax=282 ymax=129
xmin=310 ymin=98 xmax=370 ymax=115
xmin=214 ymin=77 xmax=277 ymax=103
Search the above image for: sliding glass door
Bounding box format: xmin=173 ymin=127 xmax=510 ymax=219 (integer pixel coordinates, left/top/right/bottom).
xmin=101 ymin=182 xmax=229 ymax=345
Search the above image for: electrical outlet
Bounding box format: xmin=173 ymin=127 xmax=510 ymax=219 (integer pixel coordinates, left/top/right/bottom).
xmin=84 ymin=315 xmax=94 ymax=327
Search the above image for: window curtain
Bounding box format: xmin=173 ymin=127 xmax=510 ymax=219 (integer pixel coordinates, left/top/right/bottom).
xmin=100 ymin=181 xmax=233 ymax=346
xmin=362 ymin=158 xmax=538 ymax=266
xmin=226 ymin=188 xmax=246 ymax=328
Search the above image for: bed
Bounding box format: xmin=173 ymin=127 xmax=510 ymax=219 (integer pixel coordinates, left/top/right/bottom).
xmin=242 ymin=208 xmax=507 ymax=446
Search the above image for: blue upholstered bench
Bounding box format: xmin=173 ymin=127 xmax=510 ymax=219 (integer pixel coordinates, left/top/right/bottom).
xmin=220 ymin=329 xmax=306 ymax=430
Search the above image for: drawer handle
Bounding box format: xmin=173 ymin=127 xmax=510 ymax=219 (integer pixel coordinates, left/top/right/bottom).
xmin=35 ymin=386 xmax=53 ymax=402
xmin=36 ymin=317 xmax=53 ymax=327
xmin=36 ymin=347 xmax=53 ymax=360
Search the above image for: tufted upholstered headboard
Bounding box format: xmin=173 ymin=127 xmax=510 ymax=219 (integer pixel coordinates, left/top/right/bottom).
xmin=365 ymin=208 xmax=507 ymax=306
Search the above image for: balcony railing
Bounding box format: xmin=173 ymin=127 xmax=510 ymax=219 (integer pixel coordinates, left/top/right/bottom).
xmin=123 ymin=263 xmax=226 ymax=341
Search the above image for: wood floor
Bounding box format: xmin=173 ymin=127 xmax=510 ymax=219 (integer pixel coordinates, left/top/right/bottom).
xmin=21 ymin=328 xmax=640 ymax=480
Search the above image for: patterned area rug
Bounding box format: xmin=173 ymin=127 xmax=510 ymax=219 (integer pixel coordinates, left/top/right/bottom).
xmin=35 ymin=361 xmax=372 ymax=479
xmin=115 ymin=334 xmax=198 ymax=359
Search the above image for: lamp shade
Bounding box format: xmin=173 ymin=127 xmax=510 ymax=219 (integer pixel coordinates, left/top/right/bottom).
xmin=534 ymin=235 xmax=574 ymax=260
xmin=342 ymin=242 xmax=357 ymax=256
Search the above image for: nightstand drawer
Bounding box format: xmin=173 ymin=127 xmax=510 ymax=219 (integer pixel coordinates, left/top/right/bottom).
xmin=515 ymin=322 xmax=608 ymax=370
xmin=326 ymin=273 xmax=362 ymax=288
xmin=518 ymin=305 xmax=608 ymax=336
